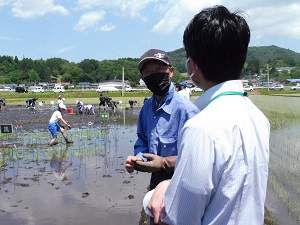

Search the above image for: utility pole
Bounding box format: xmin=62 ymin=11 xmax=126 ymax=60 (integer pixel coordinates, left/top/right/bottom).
xmin=122 ymin=66 xmax=124 ymax=97
xmin=267 ymin=64 xmax=269 ymax=91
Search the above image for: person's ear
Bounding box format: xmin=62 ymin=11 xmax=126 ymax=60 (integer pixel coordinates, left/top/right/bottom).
xmin=168 ymin=66 xmax=174 ymax=79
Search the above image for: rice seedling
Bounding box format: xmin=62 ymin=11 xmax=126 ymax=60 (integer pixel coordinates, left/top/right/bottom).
xmin=250 ymin=95 xmax=300 ymax=224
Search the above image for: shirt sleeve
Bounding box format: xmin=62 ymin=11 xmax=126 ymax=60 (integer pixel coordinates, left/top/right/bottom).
xmin=162 ymin=125 xmax=216 ymax=225
xmin=134 ymin=106 xmax=149 ymax=158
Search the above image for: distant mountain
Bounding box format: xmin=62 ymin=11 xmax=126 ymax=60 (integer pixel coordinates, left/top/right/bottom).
xmin=168 ymin=45 xmax=300 ymax=73
xmin=247 ymin=45 xmax=300 ymax=63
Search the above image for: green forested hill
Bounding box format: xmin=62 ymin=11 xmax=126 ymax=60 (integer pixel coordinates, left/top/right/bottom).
xmin=247 ymin=45 xmax=300 ymax=63
xmin=1 ymin=45 xmax=300 ymax=85
xmin=168 ymin=45 xmax=300 ymax=73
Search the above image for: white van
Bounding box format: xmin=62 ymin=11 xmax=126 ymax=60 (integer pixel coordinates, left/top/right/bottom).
xmin=32 ymin=86 xmax=44 ymax=93
xmin=96 ymin=86 xmax=120 ymax=93
xmin=52 ymin=86 xmax=65 ymax=93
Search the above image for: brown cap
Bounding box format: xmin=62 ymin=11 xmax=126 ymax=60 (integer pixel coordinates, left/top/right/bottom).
xmin=137 ymin=49 xmax=171 ymax=72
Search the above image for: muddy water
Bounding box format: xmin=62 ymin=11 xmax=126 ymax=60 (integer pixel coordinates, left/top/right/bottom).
xmin=2 ymin=97 xmax=300 ymax=225
xmin=0 ymin=106 xmax=150 ymax=225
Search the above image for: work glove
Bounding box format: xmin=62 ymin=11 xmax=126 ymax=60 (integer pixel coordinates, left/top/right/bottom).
xmin=135 ymin=154 xmax=177 ymax=173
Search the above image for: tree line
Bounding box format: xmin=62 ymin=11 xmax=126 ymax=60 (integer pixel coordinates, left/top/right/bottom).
xmin=168 ymin=46 xmax=300 ymax=82
xmin=1 ymin=45 xmax=300 ymax=86
xmin=0 ymin=56 xmax=184 ymax=87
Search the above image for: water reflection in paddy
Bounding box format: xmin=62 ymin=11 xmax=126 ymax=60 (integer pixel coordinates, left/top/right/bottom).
xmin=1 ymin=95 xmax=300 ymax=225
xmin=0 ymin=107 xmax=150 ymax=225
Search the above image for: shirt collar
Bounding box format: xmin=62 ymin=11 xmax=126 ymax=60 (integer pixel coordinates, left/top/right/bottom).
xmin=151 ymin=82 xmax=175 ymax=113
xmin=195 ymin=80 xmax=244 ymax=110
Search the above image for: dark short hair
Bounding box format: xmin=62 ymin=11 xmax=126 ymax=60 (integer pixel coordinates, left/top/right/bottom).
xmin=183 ymin=5 xmax=250 ymax=83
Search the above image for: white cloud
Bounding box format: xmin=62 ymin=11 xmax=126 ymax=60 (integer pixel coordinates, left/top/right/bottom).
xmin=54 ymin=46 xmax=76 ymax=54
xmin=73 ymin=1 xmax=225 ymax=36
xmin=151 ymin=0 xmax=300 ymax=42
xmin=11 ymin=0 xmax=69 ymax=19
xmin=100 ymin=23 xmax=116 ymax=32
xmin=0 ymin=35 xmax=22 ymax=41
xmin=152 ymin=0 xmax=220 ymax=35
xmin=76 ymin=0 xmax=157 ymax=18
xmin=245 ymin=3 xmax=300 ymax=40
xmin=2 ymin=0 xmax=300 ymax=60
xmin=76 ymin=0 xmax=103 ymax=9
xmin=74 ymin=11 xmax=105 ymax=32
xmin=77 ymin=0 xmax=156 ymax=15
xmin=0 ymin=0 xmax=13 ymax=7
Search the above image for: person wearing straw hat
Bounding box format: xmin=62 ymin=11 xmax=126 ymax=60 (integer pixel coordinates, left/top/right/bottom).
xmin=48 ymin=102 xmax=73 ymax=146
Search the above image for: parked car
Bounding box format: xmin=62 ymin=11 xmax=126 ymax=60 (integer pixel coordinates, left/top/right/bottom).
xmin=68 ymin=84 xmax=75 ymax=89
xmin=269 ymin=84 xmax=284 ymax=91
xmin=290 ymin=83 xmax=300 ymax=90
xmin=191 ymin=87 xmax=203 ymax=92
xmin=52 ymin=86 xmax=65 ymax=93
xmin=0 ymin=86 xmax=13 ymax=91
xmin=15 ymin=86 xmax=28 ymax=93
xmin=243 ymin=85 xmax=253 ymax=92
xmin=96 ymin=86 xmax=121 ymax=93
xmin=32 ymin=86 xmax=44 ymax=93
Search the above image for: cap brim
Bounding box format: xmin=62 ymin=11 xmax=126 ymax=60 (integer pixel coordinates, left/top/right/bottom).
xmin=138 ymin=57 xmax=170 ymax=72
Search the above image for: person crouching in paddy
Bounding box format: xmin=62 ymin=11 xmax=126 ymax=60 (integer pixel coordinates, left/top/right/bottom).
xmin=48 ymin=103 xmax=73 ymax=146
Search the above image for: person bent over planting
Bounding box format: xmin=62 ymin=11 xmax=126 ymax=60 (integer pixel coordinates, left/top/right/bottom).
xmin=48 ymin=103 xmax=73 ymax=146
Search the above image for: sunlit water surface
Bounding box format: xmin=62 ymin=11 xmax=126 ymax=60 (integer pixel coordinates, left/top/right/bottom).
xmin=1 ymin=96 xmax=300 ymax=225
xmin=0 ymin=107 xmax=150 ymax=225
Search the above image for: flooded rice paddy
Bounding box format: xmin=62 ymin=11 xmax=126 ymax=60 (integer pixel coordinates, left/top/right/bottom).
xmin=0 ymin=105 xmax=150 ymax=225
xmin=250 ymin=95 xmax=300 ymax=225
xmin=1 ymin=95 xmax=300 ymax=225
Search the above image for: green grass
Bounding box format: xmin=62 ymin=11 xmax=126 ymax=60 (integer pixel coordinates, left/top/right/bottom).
xmin=256 ymin=88 xmax=300 ymax=96
xmin=1 ymin=90 xmax=202 ymax=105
xmin=1 ymin=90 xmax=150 ymax=105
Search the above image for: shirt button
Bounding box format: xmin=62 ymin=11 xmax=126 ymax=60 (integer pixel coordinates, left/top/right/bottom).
xmin=154 ymin=116 xmax=156 ymax=118
xmin=164 ymin=145 xmax=166 ymax=148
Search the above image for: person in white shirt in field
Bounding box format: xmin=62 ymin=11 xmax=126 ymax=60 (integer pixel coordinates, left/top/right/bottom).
xmin=48 ymin=103 xmax=73 ymax=146
xmin=178 ymin=81 xmax=191 ymax=100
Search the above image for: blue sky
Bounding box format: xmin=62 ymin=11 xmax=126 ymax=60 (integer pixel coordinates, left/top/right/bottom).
xmin=1 ymin=0 xmax=300 ymax=63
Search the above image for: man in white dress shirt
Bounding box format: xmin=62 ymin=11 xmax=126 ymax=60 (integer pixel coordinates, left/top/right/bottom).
xmin=145 ymin=5 xmax=270 ymax=225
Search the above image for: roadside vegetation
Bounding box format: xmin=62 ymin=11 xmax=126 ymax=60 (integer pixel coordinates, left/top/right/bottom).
xmin=0 ymin=89 xmax=154 ymax=105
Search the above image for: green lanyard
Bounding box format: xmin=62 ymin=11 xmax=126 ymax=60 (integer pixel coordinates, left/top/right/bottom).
xmin=206 ymin=91 xmax=248 ymax=108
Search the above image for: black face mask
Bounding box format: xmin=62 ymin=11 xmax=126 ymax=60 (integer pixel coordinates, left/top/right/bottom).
xmin=143 ymin=73 xmax=170 ymax=96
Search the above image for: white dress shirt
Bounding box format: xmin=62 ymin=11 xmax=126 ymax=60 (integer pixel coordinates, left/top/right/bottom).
xmin=162 ymin=80 xmax=270 ymax=225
